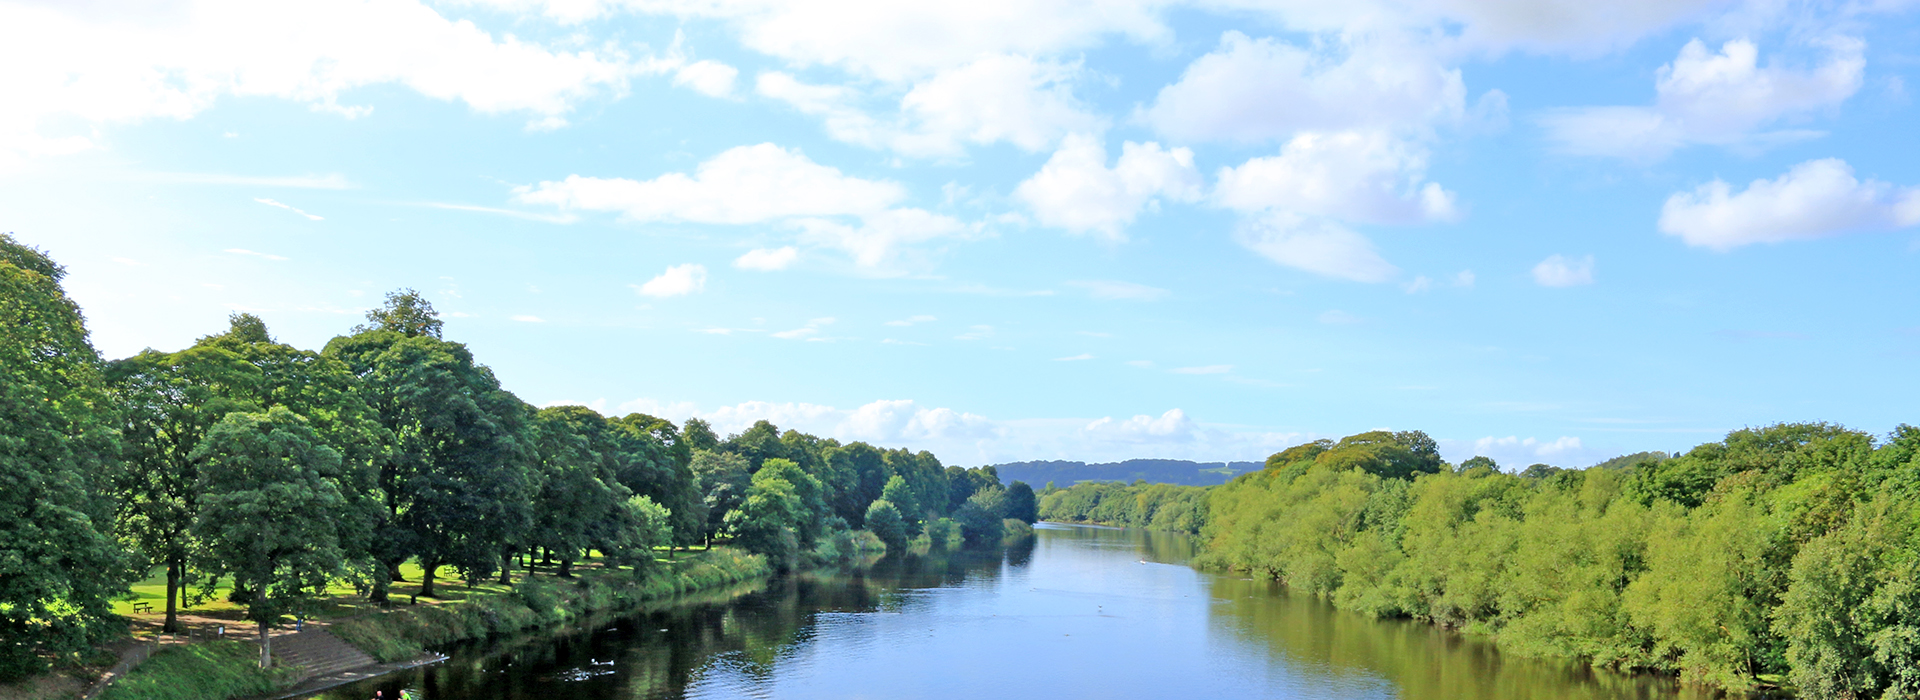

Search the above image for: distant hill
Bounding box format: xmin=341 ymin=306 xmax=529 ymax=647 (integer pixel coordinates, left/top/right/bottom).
xmin=990 ymin=458 xmax=1264 ymax=488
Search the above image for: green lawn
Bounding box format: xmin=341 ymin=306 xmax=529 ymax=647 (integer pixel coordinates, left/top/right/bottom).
xmin=114 ymin=547 xmax=707 ymax=622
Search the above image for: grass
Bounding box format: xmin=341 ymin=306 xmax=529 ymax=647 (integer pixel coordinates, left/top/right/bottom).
xmin=96 ymin=641 xmax=292 ymax=700
xmin=331 ymin=547 xmax=771 ymax=663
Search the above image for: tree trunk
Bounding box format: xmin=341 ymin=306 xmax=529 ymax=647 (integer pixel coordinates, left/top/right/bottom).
xmin=498 ymin=552 xmax=514 ymax=585
xmin=258 ymin=619 xmax=272 ymax=669
xmin=540 ymin=548 xmax=553 ymax=566
xmin=388 ymin=558 xmax=408 ymax=583
xmin=419 ymin=561 xmax=439 ymax=598
xmin=163 ymin=558 xmax=181 ymax=633
xmin=558 ymin=557 xmax=573 ymax=578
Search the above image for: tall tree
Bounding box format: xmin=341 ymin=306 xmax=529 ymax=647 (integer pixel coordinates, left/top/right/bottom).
xmin=691 ymin=449 xmax=751 ymax=543
xmin=191 ymin=408 xmax=350 ymax=668
xmin=324 ymin=295 xmax=534 ymax=598
xmin=530 ymin=406 xmax=629 ymax=578
xmin=1005 ymin=481 xmax=1038 ymax=524
xmin=0 ymin=235 xmax=128 ymax=681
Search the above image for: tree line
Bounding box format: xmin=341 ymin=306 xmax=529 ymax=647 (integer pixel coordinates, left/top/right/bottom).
xmin=0 ymin=235 xmax=1034 ymax=680
xmin=1194 ymin=427 xmax=1920 ymax=698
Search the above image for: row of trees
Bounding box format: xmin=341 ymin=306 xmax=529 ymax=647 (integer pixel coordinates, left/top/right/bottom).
xmin=1198 ymin=426 xmax=1920 ymax=698
xmin=0 ymin=235 xmax=1023 ymax=679
xmin=1035 ymin=480 xmax=1209 ymax=534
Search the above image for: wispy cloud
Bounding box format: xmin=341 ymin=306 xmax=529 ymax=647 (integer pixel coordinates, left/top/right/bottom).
xmin=143 ymin=172 xmax=354 ymax=189
xmin=225 ymin=248 xmax=289 ymax=261
xmin=885 ymin=315 xmax=937 ymax=327
xmin=955 ymin=324 xmax=993 ymax=341
xmin=635 ymin=264 xmax=708 ymax=298
xmin=1172 ymin=364 xmax=1233 ymax=375
xmin=255 ymin=198 xmax=323 ymax=220
xmin=1053 ymin=353 xmax=1095 ymax=361
xmin=416 ymin=202 xmax=577 ymax=223
xmin=774 ymin=317 xmax=836 ymax=340
xmin=1066 ymin=279 xmax=1170 ymax=301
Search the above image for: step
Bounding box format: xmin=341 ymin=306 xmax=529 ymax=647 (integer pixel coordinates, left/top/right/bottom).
xmin=269 ymin=629 xmax=377 ymax=681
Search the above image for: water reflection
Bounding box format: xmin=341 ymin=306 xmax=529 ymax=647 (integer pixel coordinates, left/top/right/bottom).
xmin=315 ymin=524 xmax=1716 ymax=700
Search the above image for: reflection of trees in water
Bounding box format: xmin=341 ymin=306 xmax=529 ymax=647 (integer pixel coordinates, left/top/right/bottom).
xmin=1204 ymin=577 xmax=1723 ymax=700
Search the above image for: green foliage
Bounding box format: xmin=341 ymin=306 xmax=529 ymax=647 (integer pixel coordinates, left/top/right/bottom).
xmin=191 ymin=408 xmax=352 ymax=664
xmin=864 ymin=500 xmax=909 ymax=552
xmin=98 ymin=641 xmax=288 ymax=700
xmin=880 ymin=475 xmax=922 ymax=534
xmin=1196 ymin=425 xmax=1920 ymax=693
xmin=351 ymin=288 xmax=443 ymax=338
xmin=692 ymin=449 xmax=751 ymax=541
xmin=0 ymin=235 xmax=128 ymax=680
xmin=1037 ymin=481 xmax=1210 ymax=534
xmin=956 ymin=491 xmax=1004 ymax=548
xmin=1004 ymin=481 xmax=1038 ymax=524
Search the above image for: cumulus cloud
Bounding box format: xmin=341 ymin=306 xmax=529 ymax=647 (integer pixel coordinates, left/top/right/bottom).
xmin=1083 ymin=408 xmax=1199 ymax=443
xmin=1233 ymin=212 xmax=1400 ymax=283
xmin=636 ymin=263 xmax=707 ymax=297
xmin=757 ymin=55 xmax=1102 ymax=157
xmin=1532 ymin=254 xmax=1595 ymax=287
xmin=518 ymin=143 xmax=902 ymax=224
xmin=734 ymin=246 xmax=799 ymax=271
xmin=0 ymin=0 xmax=662 ymax=167
xmin=1014 ymin=133 xmax=1202 ymax=240
xmin=1658 ymin=158 xmax=1920 ymax=250
xmin=1065 ymin=280 xmax=1170 ymax=301
xmin=1142 ymin=31 xmax=1466 ymax=143
xmin=1543 ymin=38 xmax=1865 ymax=161
xmin=673 ymin=59 xmax=739 ymax=98
xmin=518 ymin=143 xmax=976 ymax=269
xmin=1214 ymin=130 xmax=1459 ymax=224
xmin=1450 ymin=435 xmax=1594 ymax=470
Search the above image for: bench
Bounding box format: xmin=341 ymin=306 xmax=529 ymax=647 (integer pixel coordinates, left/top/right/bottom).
xmin=131 ymin=602 xmax=153 ymax=614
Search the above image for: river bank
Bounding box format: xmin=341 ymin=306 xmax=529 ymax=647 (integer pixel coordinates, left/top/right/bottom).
xmin=91 ymin=548 xmax=769 ymax=700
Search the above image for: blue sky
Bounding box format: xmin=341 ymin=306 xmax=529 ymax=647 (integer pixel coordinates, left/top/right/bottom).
xmin=5 ymin=0 xmax=1917 ymax=468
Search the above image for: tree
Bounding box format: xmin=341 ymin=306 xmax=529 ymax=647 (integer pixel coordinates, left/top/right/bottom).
xmin=881 ymin=475 xmax=921 ymax=535
xmin=353 ymin=288 xmax=443 ymax=338
xmin=956 ymin=492 xmax=1004 ymax=549
xmin=530 ymin=406 xmax=627 ymax=578
xmin=691 ymin=449 xmax=751 ymax=543
xmin=0 ymin=235 xmax=128 ymax=681
xmin=603 ymin=496 xmax=673 ymax=574
xmin=610 ymin=413 xmax=707 ymax=549
xmin=324 ymin=305 xmax=535 ymax=599
xmin=1005 ymin=481 xmax=1038 ymax=524
xmin=727 ymin=466 xmax=804 ymax=571
xmin=681 ymin=417 xmax=720 ymax=452
xmin=1457 ymin=455 xmax=1498 ymax=473
xmin=191 ymin=408 xmax=350 ymax=668
xmin=864 ymin=500 xmax=909 ymax=552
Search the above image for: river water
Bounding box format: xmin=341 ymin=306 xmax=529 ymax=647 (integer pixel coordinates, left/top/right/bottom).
xmin=315 ymin=523 xmax=1716 ymax=700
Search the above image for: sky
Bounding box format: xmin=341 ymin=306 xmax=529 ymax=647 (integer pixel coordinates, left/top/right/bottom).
xmin=4 ymin=0 xmax=1918 ymax=469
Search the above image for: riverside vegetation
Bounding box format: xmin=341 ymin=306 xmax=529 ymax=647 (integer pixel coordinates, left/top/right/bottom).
xmin=1041 ymin=429 xmax=1920 ymax=698
xmin=0 ymin=234 xmax=1037 ymax=695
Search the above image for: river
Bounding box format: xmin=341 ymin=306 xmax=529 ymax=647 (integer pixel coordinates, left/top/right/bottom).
xmin=313 ymin=523 xmax=1717 ymax=700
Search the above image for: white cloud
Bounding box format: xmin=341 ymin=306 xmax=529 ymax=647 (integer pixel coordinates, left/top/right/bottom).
xmin=674 ymin=59 xmax=739 ymax=98
xmin=885 ymin=315 xmax=937 ymax=327
xmin=734 ymin=246 xmax=799 ymax=271
xmin=225 ymin=248 xmax=289 ymax=261
xmin=511 ymin=315 xmax=546 ymax=322
xmin=1083 ymin=408 xmax=1199 ymax=444
xmin=1234 ymin=212 xmax=1400 ymax=283
xmin=1532 ymin=254 xmax=1595 ymax=287
xmin=772 ymin=317 xmax=835 ymax=340
xmin=1142 ymin=31 xmax=1466 ymax=143
xmin=1403 ymin=276 xmax=1433 ymax=293
xmin=1171 ymin=365 xmax=1232 ymax=375
xmin=1066 ymin=280 xmax=1170 ymax=301
xmin=636 ymin=263 xmax=708 ymax=297
xmin=1014 ymin=133 xmax=1202 ymax=240
xmin=1454 ymin=270 xmax=1476 ymax=287
xmin=1452 ymin=435 xmax=1594 ymax=470
xmin=1658 ymin=158 xmax=1920 ymax=250
xmin=955 ymin=324 xmax=993 ymax=341
xmin=757 ymin=55 xmax=1102 ymax=157
xmin=520 ymin=143 xmax=976 ymax=270
xmin=255 ymin=198 xmax=323 ymax=220
xmin=1543 ymin=38 xmax=1865 ymax=160
xmin=0 ymin=0 xmax=659 ymax=167
xmin=1214 ymin=130 xmax=1458 ymax=224
xmin=1318 ymin=310 xmax=1363 ymax=324
xmin=518 ymin=143 xmax=903 ymax=224
xmin=1054 ymin=353 xmax=1095 ymax=361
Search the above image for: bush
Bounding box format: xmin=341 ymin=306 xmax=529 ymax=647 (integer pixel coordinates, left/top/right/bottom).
xmin=864 ymin=500 xmax=909 ymax=552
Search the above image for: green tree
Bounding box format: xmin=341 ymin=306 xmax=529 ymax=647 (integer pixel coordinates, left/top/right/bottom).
xmin=681 ymin=417 xmax=720 ymax=452
xmin=691 ymin=449 xmax=751 ymax=543
xmin=727 ymin=466 xmax=803 ymax=571
xmin=881 ymin=475 xmax=922 ymax=535
xmin=324 ymin=300 xmax=535 ymax=599
xmin=530 ymin=406 xmax=628 ymax=578
xmin=956 ymin=491 xmax=1004 ymax=549
xmin=352 ymin=288 xmax=443 ymax=338
xmin=190 ymin=408 xmax=350 ymax=668
xmin=1004 ymin=481 xmax=1039 ymax=524
xmin=0 ymin=235 xmax=128 ymax=681
xmin=864 ymin=500 xmax=909 ymax=552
